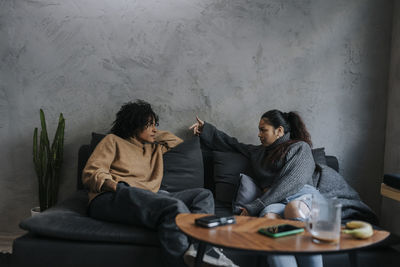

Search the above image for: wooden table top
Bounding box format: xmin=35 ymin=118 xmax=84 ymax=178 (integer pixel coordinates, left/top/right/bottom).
xmin=176 ymin=213 xmax=390 ymax=254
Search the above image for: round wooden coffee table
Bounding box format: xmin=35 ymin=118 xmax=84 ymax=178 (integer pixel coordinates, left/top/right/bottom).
xmin=176 ymin=213 xmax=390 ymax=267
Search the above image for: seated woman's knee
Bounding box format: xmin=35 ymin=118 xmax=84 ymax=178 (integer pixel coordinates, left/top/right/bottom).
xmin=283 ymin=200 xmax=310 ymax=220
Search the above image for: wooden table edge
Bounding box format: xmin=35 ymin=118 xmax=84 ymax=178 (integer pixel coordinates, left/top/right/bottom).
xmin=176 ymin=213 xmax=391 ymax=255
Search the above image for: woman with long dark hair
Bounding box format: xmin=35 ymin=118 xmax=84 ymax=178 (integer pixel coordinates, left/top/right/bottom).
xmin=190 ymin=109 xmax=323 ymax=267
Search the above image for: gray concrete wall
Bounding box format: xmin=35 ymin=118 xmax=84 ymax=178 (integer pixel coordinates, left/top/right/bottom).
xmin=382 ymin=1 xmax=400 ymax=236
xmin=0 ymin=0 xmax=393 ymax=233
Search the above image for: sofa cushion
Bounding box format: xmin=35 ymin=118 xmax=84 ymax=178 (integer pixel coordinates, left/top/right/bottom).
xmin=160 ymin=137 xmax=204 ymax=192
xmin=326 ymin=156 xmax=339 ymax=172
xmin=232 ymin=173 xmax=262 ymax=214
xmin=19 ymin=191 xmax=160 ymax=245
xmin=312 ymin=147 xmax=327 ymax=166
xmin=90 ymin=132 xmax=106 ymax=152
xmin=212 ymin=151 xmax=253 ymax=204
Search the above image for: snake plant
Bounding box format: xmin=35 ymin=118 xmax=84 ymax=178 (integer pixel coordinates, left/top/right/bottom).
xmin=33 ymin=109 xmax=65 ymax=211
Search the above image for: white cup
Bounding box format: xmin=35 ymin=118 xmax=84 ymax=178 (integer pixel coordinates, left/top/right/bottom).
xmin=302 ymin=196 xmax=342 ymax=244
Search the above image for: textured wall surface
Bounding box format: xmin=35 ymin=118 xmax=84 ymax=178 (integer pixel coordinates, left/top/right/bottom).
xmin=382 ymin=1 xmax=400 ymax=235
xmin=0 ymin=0 xmax=393 ymax=233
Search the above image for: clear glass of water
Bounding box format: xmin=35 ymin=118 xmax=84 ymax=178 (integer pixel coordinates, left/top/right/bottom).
xmin=302 ymin=196 xmax=342 ymax=244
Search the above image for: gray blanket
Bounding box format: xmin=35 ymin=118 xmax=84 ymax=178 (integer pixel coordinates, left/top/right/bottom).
xmin=315 ymin=164 xmax=378 ymax=225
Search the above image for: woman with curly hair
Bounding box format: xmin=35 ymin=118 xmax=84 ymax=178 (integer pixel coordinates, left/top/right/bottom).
xmin=83 ymin=100 xmax=237 ymax=267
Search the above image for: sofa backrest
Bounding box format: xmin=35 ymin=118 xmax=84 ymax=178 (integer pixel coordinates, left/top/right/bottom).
xmin=77 ymin=134 xmax=339 ymax=200
xmin=77 ymin=145 xmax=91 ymax=190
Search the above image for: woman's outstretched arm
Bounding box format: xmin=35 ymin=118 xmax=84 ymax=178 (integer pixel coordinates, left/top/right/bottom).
xmin=189 ymin=116 xmax=256 ymax=157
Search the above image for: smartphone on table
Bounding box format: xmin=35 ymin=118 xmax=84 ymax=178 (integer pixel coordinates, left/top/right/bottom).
xmin=258 ymin=224 xmax=304 ymax=238
xmin=195 ymin=215 xmax=236 ymax=228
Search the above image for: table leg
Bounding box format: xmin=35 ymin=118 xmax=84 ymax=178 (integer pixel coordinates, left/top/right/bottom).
xmin=195 ymin=242 xmax=206 ymax=267
xmin=348 ymin=251 xmax=358 ymax=267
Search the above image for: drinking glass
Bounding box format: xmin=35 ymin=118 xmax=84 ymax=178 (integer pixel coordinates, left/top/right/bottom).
xmin=301 ymin=195 xmax=342 ymax=244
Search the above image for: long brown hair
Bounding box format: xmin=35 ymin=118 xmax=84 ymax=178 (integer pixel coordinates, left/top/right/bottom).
xmin=262 ymin=110 xmax=312 ymax=167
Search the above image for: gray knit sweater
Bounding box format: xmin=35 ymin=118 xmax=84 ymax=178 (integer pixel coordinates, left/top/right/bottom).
xmin=200 ymin=122 xmax=316 ymax=216
xmin=201 ymin=122 xmax=378 ymax=224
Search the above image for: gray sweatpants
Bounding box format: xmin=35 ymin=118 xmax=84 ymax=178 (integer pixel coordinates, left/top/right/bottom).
xmin=88 ymin=182 xmax=214 ymax=267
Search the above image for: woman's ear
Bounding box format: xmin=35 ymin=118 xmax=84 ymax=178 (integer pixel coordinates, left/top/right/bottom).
xmin=276 ymin=126 xmax=285 ymax=138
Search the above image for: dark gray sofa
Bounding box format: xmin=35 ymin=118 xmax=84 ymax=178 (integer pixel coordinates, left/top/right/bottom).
xmin=11 ymin=134 xmax=399 ymax=267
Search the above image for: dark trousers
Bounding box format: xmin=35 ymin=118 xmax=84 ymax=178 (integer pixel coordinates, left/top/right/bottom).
xmin=88 ymin=183 xmax=214 ymax=267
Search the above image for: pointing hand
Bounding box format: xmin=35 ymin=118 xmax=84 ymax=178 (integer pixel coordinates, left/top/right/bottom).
xmin=189 ymin=116 xmax=204 ymax=136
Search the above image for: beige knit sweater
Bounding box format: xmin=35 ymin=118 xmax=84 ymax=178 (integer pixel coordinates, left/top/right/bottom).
xmin=82 ymin=131 xmax=183 ymax=202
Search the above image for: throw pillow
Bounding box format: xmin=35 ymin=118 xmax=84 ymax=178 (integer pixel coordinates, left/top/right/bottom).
xmin=213 ymin=151 xmax=253 ymax=204
xmin=311 ymin=147 xmax=327 ymax=166
xmin=90 ymin=132 xmax=106 ymax=152
xmin=161 ymin=137 xmax=204 ymax=192
xmin=231 ymin=149 xmax=327 ymax=214
xmin=232 ymin=173 xmax=262 ymax=214
xmin=325 ymin=156 xmax=339 ymax=172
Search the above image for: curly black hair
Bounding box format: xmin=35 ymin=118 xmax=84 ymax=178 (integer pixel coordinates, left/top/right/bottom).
xmin=110 ymin=100 xmax=159 ymax=139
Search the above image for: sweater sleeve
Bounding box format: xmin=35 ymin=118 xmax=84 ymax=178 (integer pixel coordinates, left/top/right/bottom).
xmin=155 ymin=130 xmax=183 ymax=154
xmin=243 ymin=142 xmax=315 ymax=216
xmin=82 ymin=135 xmax=118 ymax=193
xmin=200 ymin=122 xmax=255 ymax=158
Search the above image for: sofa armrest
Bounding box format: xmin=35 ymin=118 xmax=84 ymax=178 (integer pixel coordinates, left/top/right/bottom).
xmin=325 ymin=155 xmax=339 ymax=172
xmin=19 ymin=191 xmax=159 ymax=246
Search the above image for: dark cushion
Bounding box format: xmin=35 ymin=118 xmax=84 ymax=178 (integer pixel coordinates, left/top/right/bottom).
xmin=201 ymin=149 xmax=215 ymax=193
xmin=19 ymin=191 xmax=160 ymax=245
xmin=76 ymin=133 xmax=106 ymax=190
xmin=212 ymin=151 xmax=253 ymax=204
xmin=312 ymin=147 xmax=327 ymax=166
xmin=77 ymin=145 xmax=91 ymax=190
xmin=90 ymin=132 xmax=106 ymax=152
xmin=232 ymin=173 xmax=262 ymax=214
xmin=160 ymin=137 xmax=204 ymax=192
xmin=326 ymin=155 xmax=339 ymax=172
